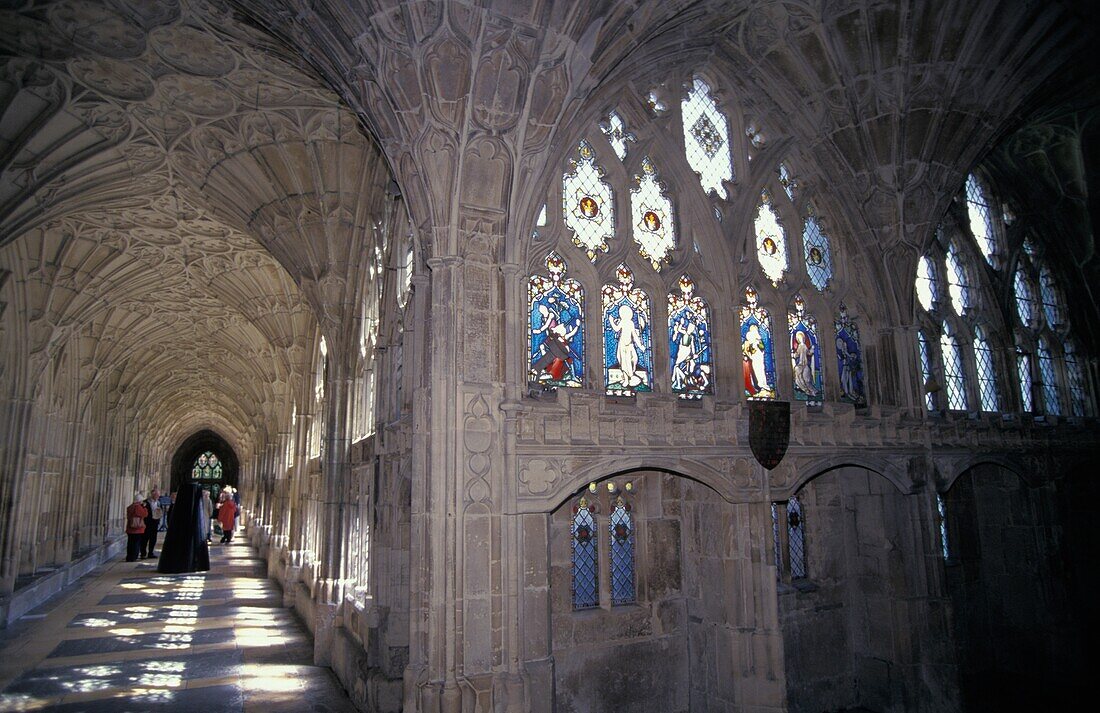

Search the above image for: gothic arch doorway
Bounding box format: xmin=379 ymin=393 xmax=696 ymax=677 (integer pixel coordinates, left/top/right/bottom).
xmin=170 ymin=430 xmax=239 ymax=502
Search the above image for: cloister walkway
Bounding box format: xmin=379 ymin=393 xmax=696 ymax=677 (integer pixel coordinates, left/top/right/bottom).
xmin=0 ymin=535 xmax=356 ymax=712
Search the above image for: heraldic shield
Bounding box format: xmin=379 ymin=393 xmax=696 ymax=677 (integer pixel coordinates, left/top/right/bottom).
xmin=748 ymin=400 xmax=791 ymax=470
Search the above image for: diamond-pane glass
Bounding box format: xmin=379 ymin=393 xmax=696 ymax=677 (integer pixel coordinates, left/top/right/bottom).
xmin=741 ymin=287 xmax=777 ymax=399
xmin=916 ymin=255 xmax=937 ymax=311
xmin=974 ymin=327 xmax=1000 ymax=412
xmin=1065 ymin=341 xmax=1088 ymax=417
xmin=937 ymin=493 xmax=950 ymax=560
xmin=571 ymin=499 xmax=598 ymax=609
xmin=1038 ymin=339 xmax=1061 ymax=416
xmin=918 ymin=331 xmax=935 ymax=411
xmin=1039 ymin=264 xmax=1063 ymax=329
xmin=631 ymin=157 xmax=676 ymax=270
xmin=1017 ymin=350 xmax=1033 ymax=412
xmin=965 ymin=174 xmax=997 ymax=265
xmin=603 ymin=265 xmax=653 ymax=396
xmin=562 ymin=140 xmax=614 ymax=261
xmin=668 ymin=276 xmax=713 ymax=398
xmin=771 ymin=502 xmax=782 ymax=578
xmin=528 ymin=252 xmax=584 ymax=388
xmin=601 ymin=110 xmax=635 ymax=161
xmin=1013 ymin=269 xmax=1039 ymax=328
xmin=802 ymin=216 xmax=833 ymax=292
xmin=787 ymin=497 xmax=806 ymax=579
xmin=682 ymin=77 xmax=733 ymax=198
xmin=789 ymin=296 xmax=824 ymax=402
xmin=755 ymin=192 xmax=788 ymax=285
xmin=941 ymin=325 xmax=968 ymax=411
xmin=609 ymin=497 xmax=636 ymax=605
xmin=945 ymin=243 xmax=970 ymax=314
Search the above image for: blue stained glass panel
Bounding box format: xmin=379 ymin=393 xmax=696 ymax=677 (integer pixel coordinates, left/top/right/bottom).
xmin=602 ymin=265 xmax=653 ymax=396
xmin=609 ymin=497 xmax=636 ymax=605
xmin=740 ymin=287 xmax=777 ymax=399
xmin=668 ymin=276 xmax=713 ymax=398
xmin=788 ymin=297 xmax=823 ymax=402
xmin=834 ymin=305 xmax=865 ymax=405
xmin=571 ymin=499 xmax=599 ymax=609
xmin=529 ymin=252 xmax=584 ymax=388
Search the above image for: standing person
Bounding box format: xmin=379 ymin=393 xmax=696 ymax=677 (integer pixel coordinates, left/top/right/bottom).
xmin=158 ymin=484 xmax=210 ymax=574
xmin=217 ymin=490 xmax=237 ymax=543
xmin=140 ymin=487 xmax=163 ymax=559
xmin=231 ymin=486 xmax=241 ymax=532
xmin=200 ymin=489 xmax=213 ymax=543
xmin=125 ymin=493 xmax=148 ymax=562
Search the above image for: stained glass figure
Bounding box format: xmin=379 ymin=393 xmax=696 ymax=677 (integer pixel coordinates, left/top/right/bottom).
xmin=602 ymin=265 xmax=653 ymax=396
xmin=941 ymin=323 xmax=968 ymax=411
xmin=771 ymin=502 xmax=782 ymax=578
xmin=755 ymin=191 xmax=788 ymax=286
xmin=1016 ymin=347 xmax=1033 ymax=412
xmin=945 ymin=242 xmax=970 ymax=314
xmin=600 ymin=110 xmax=635 ymax=161
xmin=1038 ymin=337 xmax=1061 ymax=416
xmin=787 ymin=497 xmax=806 ymax=579
xmin=937 ymin=493 xmax=950 ymax=560
xmin=1013 ymin=269 xmax=1038 ymax=329
xmin=667 ymin=275 xmax=713 ymax=399
xmin=571 ymin=497 xmax=599 ymax=609
xmin=192 ymin=451 xmax=222 ymax=481
xmin=562 ymin=140 xmax=615 ymax=261
xmin=974 ymin=326 xmax=1000 ymax=412
xmin=531 ymin=203 xmax=547 ymax=240
xmin=965 ymin=173 xmax=997 ymax=265
xmin=681 ymin=77 xmax=733 ymax=198
xmin=802 ymin=215 xmax=833 ymax=292
xmin=918 ymin=330 xmax=936 ymax=411
xmin=788 ymin=296 xmax=823 ymax=402
xmin=528 ymin=252 xmax=584 ymax=388
xmin=740 ymin=286 xmax=777 ymax=399
xmin=916 ymin=255 xmax=937 ymax=311
xmin=631 ymin=157 xmax=676 ymax=270
xmin=1039 ymin=264 xmax=1063 ymax=329
xmin=1065 ymin=340 xmax=1088 ymax=417
xmin=778 ymin=162 xmax=796 ymax=201
xmin=609 ymin=496 xmax=636 ymax=605
xmin=834 ymin=304 xmax=865 ymax=405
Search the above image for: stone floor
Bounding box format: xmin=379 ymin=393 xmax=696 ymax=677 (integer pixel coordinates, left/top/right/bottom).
xmin=0 ymin=535 xmax=357 ymax=712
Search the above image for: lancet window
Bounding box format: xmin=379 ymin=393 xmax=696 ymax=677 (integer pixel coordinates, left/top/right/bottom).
xmin=571 ymin=497 xmax=599 ymax=610
xmin=602 ymin=265 xmax=653 ymax=396
xmin=788 ymin=296 xmax=823 ymax=403
xmin=668 ymin=276 xmax=713 ymax=399
xmin=965 ymin=173 xmax=999 ymax=265
xmin=741 ymin=287 xmax=777 ymax=400
xmin=529 ymin=252 xmax=585 ymax=388
xmin=609 ymin=496 xmax=636 ymax=605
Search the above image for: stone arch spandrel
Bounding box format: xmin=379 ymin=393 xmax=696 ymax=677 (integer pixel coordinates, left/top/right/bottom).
xmin=769 ymin=452 xmax=916 ymax=501
xmin=937 ymin=453 xmax=1042 ymax=492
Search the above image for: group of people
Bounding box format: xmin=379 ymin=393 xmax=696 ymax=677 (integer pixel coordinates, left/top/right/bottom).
xmin=125 ymin=484 xmax=240 ymax=563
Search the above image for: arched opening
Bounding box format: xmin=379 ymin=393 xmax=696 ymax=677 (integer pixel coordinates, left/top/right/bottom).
xmin=169 ymin=430 xmax=239 ymax=503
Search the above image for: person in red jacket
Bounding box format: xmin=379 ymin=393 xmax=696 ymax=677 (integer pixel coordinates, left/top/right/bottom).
xmin=217 ymin=490 xmax=237 ymax=543
xmin=125 ymin=492 xmax=149 ymax=562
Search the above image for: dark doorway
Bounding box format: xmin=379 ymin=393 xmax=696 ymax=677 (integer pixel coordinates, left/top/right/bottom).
xmin=170 ymin=430 xmax=240 ymax=503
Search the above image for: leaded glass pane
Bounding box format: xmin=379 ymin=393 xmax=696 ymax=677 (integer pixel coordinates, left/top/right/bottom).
xmin=778 ymin=163 xmax=796 ymax=200
xmin=528 ymin=252 xmax=584 ymax=388
xmin=609 ymin=497 xmax=636 ymax=605
xmin=630 ymin=157 xmax=676 ymax=270
xmin=741 ymin=287 xmax=777 ymax=399
xmin=668 ymin=276 xmax=713 ymax=399
xmin=771 ymin=502 xmax=782 ymax=578
xmin=918 ymin=331 xmax=936 ymax=411
xmin=916 ymin=255 xmax=937 ymax=311
xmin=937 ymin=493 xmax=950 ymax=560
xmin=1066 ymin=341 xmax=1088 ymax=417
xmin=531 ymin=203 xmax=547 ymax=240
xmin=192 ymin=451 xmax=222 ymax=481
xmin=755 ymin=191 xmax=788 ymax=286
xmin=1017 ymin=349 xmax=1033 ymax=412
xmin=681 ymin=77 xmax=733 ymax=198
xmin=941 ymin=324 xmax=968 ymax=411
xmin=788 ymin=296 xmax=824 ymax=402
xmin=974 ymin=327 xmax=1000 ymax=412
xmin=1038 ymin=338 xmax=1061 ymax=416
xmin=571 ymin=498 xmax=598 ymax=609
xmin=945 ymin=242 xmax=970 ymax=314
xmin=1014 ymin=269 xmax=1039 ymax=329
xmin=802 ymin=216 xmax=833 ymax=292
xmin=1039 ymin=264 xmax=1063 ymax=329
xmin=835 ymin=304 xmax=866 ymax=405
xmin=787 ymin=497 xmax=806 ymax=579
xmin=965 ymin=174 xmax=997 ymax=265
xmin=602 ymin=265 xmax=653 ymax=396
xmin=562 ymin=140 xmax=614 ymax=262
xmin=600 ymin=110 xmax=635 ymax=161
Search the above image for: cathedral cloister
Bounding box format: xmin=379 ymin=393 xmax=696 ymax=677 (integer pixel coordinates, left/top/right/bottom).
xmin=0 ymin=1 xmax=1098 ymax=711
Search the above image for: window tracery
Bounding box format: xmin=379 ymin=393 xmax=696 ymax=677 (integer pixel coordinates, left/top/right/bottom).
xmin=681 ymin=77 xmax=733 ymax=198
xmin=754 ymin=191 xmax=788 ymax=286
xmin=630 ymin=157 xmax=676 ymax=270
xmin=965 ymin=173 xmax=998 ymax=265
xmin=562 ymin=140 xmax=615 ymax=262
xmin=802 ymin=214 xmax=833 ymax=292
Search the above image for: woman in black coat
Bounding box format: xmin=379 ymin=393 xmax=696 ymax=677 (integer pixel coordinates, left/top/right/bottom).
xmin=157 ymin=483 xmax=210 ymax=573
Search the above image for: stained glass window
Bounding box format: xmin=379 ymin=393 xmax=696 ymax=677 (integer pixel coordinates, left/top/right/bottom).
xmin=602 ymin=265 xmax=653 ymax=396
xmin=1038 ymin=337 xmax=1061 ymax=416
xmin=918 ymin=330 xmax=936 ymax=411
xmin=945 ymin=242 xmax=970 ymax=314
xmin=1016 ymin=347 xmax=1033 ymax=412
xmin=915 ymin=255 xmax=937 ymax=311
xmin=646 ymin=89 xmax=668 ymax=114
xmin=937 ymin=493 xmax=950 ymax=560
xmin=941 ymin=323 xmax=968 ymax=411
xmin=600 ymin=110 xmax=635 ymax=161
xmin=562 ymin=140 xmax=615 ymax=261
xmin=1065 ymin=340 xmax=1088 ymax=417
xmin=667 ymin=275 xmax=713 ymax=399
xmin=802 ymin=215 xmax=833 ymax=292
xmin=609 ymin=496 xmax=636 ymax=605
xmin=528 ymin=251 xmax=584 ymax=388
xmin=787 ymin=497 xmax=806 ymax=579
xmin=834 ymin=304 xmax=865 ymax=405
xmin=788 ymin=296 xmax=823 ymax=402
xmin=1039 ymin=264 xmax=1063 ymax=329
xmin=755 ymin=191 xmax=788 ymax=286
xmin=965 ymin=174 xmax=997 ymax=265
xmin=631 ymin=157 xmax=676 ymax=270
xmin=571 ymin=497 xmax=598 ymax=609
xmin=531 ymin=203 xmax=547 ymax=240
xmin=681 ymin=77 xmax=733 ymax=198
xmin=778 ymin=162 xmax=796 ymax=200
xmin=974 ymin=326 xmax=999 ymax=412
xmin=191 ymin=451 xmax=223 ymax=481
xmin=771 ymin=502 xmax=782 ymax=578
xmin=741 ymin=287 xmax=777 ymax=399
xmin=1013 ymin=269 xmax=1038 ymax=329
